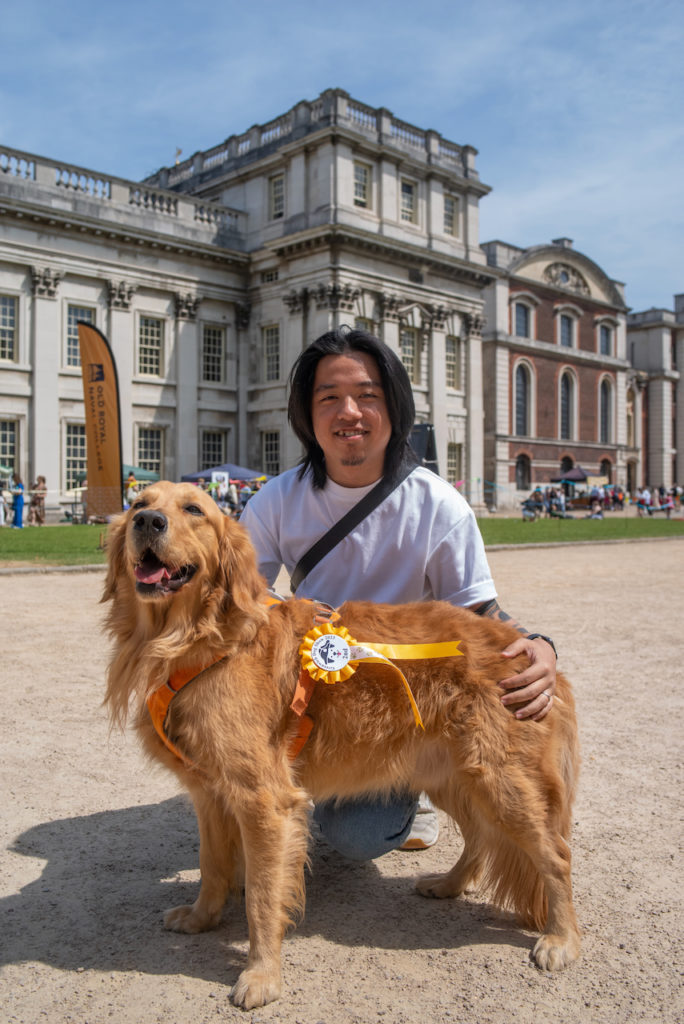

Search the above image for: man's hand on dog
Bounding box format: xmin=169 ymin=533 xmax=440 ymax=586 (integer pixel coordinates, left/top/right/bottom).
xmin=499 ymin=636 xmax=557 ymax=721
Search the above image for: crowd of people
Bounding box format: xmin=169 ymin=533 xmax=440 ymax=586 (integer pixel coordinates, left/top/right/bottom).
xmin=0 ymin=475 xmax=48 ymax=528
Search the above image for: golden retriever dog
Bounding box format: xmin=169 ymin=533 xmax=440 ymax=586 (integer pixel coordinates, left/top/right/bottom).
xmin=103 ymin=481 xmax=580 ymax=1009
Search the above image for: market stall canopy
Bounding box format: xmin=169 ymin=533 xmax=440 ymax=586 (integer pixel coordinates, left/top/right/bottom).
xmin=76 ymin=464 xmax=160 ymax=484
xmin=180 ymin=462 xmax=269 ymax=483
xmin=550 ymin=466 xmax=588 ymax=483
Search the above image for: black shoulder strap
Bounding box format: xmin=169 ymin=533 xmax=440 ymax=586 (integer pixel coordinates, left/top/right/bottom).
xmin=290 ymin=461 xmax=416 ymax=594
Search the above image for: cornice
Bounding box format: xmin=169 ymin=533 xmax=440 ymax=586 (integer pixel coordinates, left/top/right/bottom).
xmin=0 ymin=193 xmax=250 ymax=270
xmin=483 ymin=332 xmax=630 ymax=371
xmin=268 ymin=226 xmax=496 ymax=289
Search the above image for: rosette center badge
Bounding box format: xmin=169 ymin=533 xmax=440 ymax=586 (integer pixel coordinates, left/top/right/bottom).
xmin=310 ymin=633 xmax=351 ymax=672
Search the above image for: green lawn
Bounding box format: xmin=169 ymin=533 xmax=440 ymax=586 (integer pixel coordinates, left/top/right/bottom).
xmin=478 ymin=514 xmax=684 ymax=545
xmin=1 ymin=514 xmax=683 ymax=566
xmin=0 ymin=524 xmax=108 ymax=565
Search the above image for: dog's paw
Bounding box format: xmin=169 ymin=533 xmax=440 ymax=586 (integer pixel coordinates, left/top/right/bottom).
xmin=415 ymin=872 xmax=462 ymax=899
xmin=163 ymin=903 xmax=221 ymax=934
xmin=532 ymin=931 xmax=581 ymax=971
xmin=231 ymin=967 xmax=281 ymax=1009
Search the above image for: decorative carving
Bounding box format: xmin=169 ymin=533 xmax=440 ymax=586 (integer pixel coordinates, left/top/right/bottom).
xmin=463 ymin=312 xmax=485 ymax=337
xmin=174 ymin=293 xmax=200 ymax=321
xmin=379 ymin=292 xmax=401 ymax=321
xmin=313 ymin=282 xmax=360 ymax=312
xmin=421 ymin=304 xmax=449 ymax=331
xmin=235 ymin=302 xmax=251 ymax=329
xmin=283 ymin=288 xmax=309 ymax=314
xmin=30 ymin=266 xmax=62 ymax=298
xmin=543 ymin=263 xmax=590 ymax=296
xmin=106 ymin=280 xmax=136 ymax=310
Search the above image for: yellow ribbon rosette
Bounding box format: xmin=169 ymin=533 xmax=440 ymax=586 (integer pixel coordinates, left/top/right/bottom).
xmin=299 ymin=623 xmax=433 ymax=730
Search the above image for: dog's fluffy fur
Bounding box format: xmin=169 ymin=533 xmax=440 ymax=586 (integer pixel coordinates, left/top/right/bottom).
xmin=103 ymin=481 xmax=581 ymax=1009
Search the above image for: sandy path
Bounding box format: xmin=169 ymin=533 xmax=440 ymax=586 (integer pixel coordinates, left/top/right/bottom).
xmin=1 ymin=539 xmax=682 ymax=1023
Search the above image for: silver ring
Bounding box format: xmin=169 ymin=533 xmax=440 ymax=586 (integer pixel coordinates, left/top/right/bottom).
xmin=543 ymin=690 xmax=552 ymax=705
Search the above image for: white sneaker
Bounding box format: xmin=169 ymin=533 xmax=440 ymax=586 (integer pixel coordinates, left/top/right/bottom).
xmin=400 ymin=794 xmax=439 ymax=850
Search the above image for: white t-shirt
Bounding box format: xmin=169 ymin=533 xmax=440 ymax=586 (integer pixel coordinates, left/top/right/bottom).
xmin=240 ymin=465 xmax=496 ymax=608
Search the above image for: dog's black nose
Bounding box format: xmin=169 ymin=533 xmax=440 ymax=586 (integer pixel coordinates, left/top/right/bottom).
xmin=132 ymin=508 xmax=168 ymax=536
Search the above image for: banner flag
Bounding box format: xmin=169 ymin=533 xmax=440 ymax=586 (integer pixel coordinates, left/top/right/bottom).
xmin=77 ymin=322 xmax=123 ymax=520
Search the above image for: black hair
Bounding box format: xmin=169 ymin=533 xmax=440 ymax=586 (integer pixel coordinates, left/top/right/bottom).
xmin=287 ymin=326 xmax=416 ymax=489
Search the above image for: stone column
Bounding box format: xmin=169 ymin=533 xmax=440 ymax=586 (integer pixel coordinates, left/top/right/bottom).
xmin=174 ymin=293 xmax=201 ymax=478
xmin=464 ymin=312 xmax=486 ymax=511
xmin=426 ymin=306 xmax=449 ymax=475
xmin=106 ymin=280 xmax=136 ymax=466
xmin=30 ymin=267 xmax=62 ymax=488
xmin=235 ymin=302 xmax=251 ymax=466
xmin=378 ymin=292 xmax=401 ymax=354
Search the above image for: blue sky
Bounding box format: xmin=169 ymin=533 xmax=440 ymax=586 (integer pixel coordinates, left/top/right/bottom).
xmin=2 ymin=0 xmax=681 ymax=311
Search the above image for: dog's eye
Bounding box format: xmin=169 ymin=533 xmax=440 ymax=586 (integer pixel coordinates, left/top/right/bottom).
xmin=184 ymin=504 xmax=204 ymax=517
xmin=131 ymin=500 xmax=146 ymax=510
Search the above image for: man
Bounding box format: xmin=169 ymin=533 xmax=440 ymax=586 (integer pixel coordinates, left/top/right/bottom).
xmin=241 ymin=328 xmax=557 ymax=858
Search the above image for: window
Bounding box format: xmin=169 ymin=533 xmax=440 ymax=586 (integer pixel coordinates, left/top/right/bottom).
xmin=514 ymin=302 xmax=531 ymax=338
xmin=353 ymin=162 xmax=371 ymax=208
xmin=559 ymin=313 xmax=574 ymax=348
xmin=0 ymin=419 xmax=17 ymax=473
xmin=600 ymin=458 xmax=612 ymax=484
xmin=138 ymin=317 xmax=163 ymax=376
xmin=262 ymin=325 xmax=280 ymax=382
xmin=0 ymin=296 xmax=17 ymax=361
xmin=445 ymin=336 xmax=462 ymax=389
xmin=201 ymin=430 xmax=226 ymax=469
xmin=515 ymin=454 xmax=531 ymax=491
xmin=66 ymin=305 xmax=95 ymax=367
xmin=626 ymin=387 xmax=635 ymax=448
xmin=443 ymin=194 xmax=459 ymax=236
xmin=261 ymin=269 xmax=279 ymax=283
xmin=599 ymin=323 xmax=612 ymax=356
xmin=560 ymin=373 xmax=574 ymax=440
xmin=446 ymin=442 xmax=463 ymax=485
xmin=137 ymin=427 xmax=163 ymax=475
xmin=269 ymin=174 xmax=285 ymax=220
xmin=65 ymin=423 xmax=86 ymax=491
xmin=202 ymin=324 xmax=225 ymax=383
xmin=515 ymin=364 xmax=530 ymax=436
xmin=354 ymin=317 xmax=374 ymax=334
xmin=400 ymin=327 xmax=419 ymax=383
xmin=262 ymin=430 xmax=280 ymax=476
xmin=600 ymin=379 xmax=612 ymax=444
xmin=400 ymin=179 xmax=417 ymax=223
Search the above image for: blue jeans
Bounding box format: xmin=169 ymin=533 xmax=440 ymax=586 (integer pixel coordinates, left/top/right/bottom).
xmin=312 ymin=792 xmax=419 ymax=861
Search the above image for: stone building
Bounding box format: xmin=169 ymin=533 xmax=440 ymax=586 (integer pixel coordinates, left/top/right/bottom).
xmin=0 ymin=89 xmax=494 ymax=507
xmin=480 ymin=238 xmax=631 ymax=508
xmin=626 ymin=296 xmax=684 ymax=492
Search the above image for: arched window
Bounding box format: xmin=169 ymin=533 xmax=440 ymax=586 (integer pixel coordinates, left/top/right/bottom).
xmin=600 ymin=458 xmax=612 ymax=483
xmin=560 ymin=372 xmax=574 ymax=440
xmin=515 ymin=363 xmax=530 ymax=436
xmin=560 ymin=455 xmax=573 ymax=475
xmin=515 ymin=454 xmax=531 ymax=491
xmin=600 ymin=379 xmax=612 ymax=443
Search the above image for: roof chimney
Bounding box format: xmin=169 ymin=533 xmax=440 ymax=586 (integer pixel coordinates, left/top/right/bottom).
xmin=552 ymin=237 xmax=573 ymax=249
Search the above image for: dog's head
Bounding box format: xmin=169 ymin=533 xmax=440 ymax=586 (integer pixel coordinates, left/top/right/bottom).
xmin=103 ymin=480 xmax=267 ymax=632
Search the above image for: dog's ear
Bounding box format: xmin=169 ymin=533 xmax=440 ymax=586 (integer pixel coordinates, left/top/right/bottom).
xmin=101 ymin=512 xmax=128 ymax=604
xmin=218 ymin=516 xmax=267 ymax=615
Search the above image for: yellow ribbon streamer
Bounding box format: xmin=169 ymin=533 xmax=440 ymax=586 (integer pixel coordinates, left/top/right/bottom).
xmin=298 ymin=625 xmax=465 ymax=732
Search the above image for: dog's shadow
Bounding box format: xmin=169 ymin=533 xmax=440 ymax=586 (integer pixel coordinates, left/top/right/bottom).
xmin=2 ymin=797 xmax=530 ymax=985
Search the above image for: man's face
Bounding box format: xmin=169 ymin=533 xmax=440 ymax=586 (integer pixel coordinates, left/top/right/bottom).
xmin=311 ymin=351 xmax=392 ymax=487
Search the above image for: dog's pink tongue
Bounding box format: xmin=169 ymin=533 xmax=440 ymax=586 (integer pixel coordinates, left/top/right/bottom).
xmin=135 ymin=565 xmax=170 ymax=585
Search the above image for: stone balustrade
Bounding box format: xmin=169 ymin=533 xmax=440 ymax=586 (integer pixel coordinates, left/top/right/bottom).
xmin=0 ymin=145 xmax=246 ymax=241
xmin=153 ymin=87 xmax=477 ymax=188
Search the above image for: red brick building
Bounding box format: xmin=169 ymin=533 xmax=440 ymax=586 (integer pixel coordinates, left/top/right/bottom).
xmin=481 ymin=238 xmax=630 ymax=508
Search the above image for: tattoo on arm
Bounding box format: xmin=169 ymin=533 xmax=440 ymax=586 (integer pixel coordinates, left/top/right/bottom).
xmin=472 ymin=599 xmax=528 ymax=635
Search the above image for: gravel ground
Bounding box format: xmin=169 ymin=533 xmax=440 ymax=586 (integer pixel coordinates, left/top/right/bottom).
xmin=1 ymin=538 xmax=683 ymax=1023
